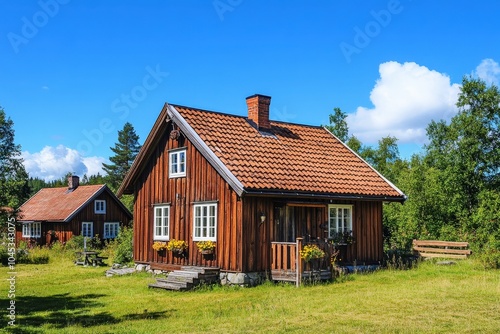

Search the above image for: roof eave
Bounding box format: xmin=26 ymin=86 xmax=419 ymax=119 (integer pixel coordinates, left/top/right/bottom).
xmin=242 ymin=188 xmax=406 ymax=203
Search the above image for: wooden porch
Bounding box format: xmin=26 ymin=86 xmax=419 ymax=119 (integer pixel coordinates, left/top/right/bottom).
xmin=270 ymin=238 xmax=337 ymax=286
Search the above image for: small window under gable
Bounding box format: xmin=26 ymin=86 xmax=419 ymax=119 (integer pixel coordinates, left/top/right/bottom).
xmin=169 ymin=148 xmax=186 ymax=178
xmin=95 ymin=200 xmax=106 ymax=214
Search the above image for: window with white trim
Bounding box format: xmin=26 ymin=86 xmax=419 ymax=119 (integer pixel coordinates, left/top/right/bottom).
xmin=169 ymin=149 xmax=186 ymax=178
xmin=104 ymin=222 xmax=120 ymax=239
xmin=328 ymin=205 xmax=353 ymax=237
xmin=94 ymin=200 xmax=106 ymax=214
xmin=22 ymin=222 xmax=41 ymax=238
xmin=193 ymin=203 xmax=217 ymax=241
xmin=82 ymin=222 xmax=93 ymax=238
xmin=154 ymin=205 xmax=170 ymax=240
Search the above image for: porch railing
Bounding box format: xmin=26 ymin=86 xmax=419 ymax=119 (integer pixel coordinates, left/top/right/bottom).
xmin=271 ymin=238 xmax=335 ymax=287
xmin=271 ymin=238 xmax=303 ymax=287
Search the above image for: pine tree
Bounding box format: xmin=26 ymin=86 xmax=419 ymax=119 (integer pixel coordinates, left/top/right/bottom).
xmin=102 ymin=122 xmax=141 ymax=191
xmin=0 ymin=107 xmax=29 ymax=222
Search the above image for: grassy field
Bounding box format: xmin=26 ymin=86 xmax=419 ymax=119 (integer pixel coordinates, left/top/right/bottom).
xmin=1 ymin=255 xmax=499 ymax=333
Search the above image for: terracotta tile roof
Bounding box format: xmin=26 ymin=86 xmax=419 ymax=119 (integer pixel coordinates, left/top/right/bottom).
xmin=173 ymin=105 xmax=404 ymax=199
xmin=18 ymin=185 xmax=105 ymax=222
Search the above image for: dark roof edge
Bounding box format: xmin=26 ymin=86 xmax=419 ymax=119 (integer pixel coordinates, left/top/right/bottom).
xmin=167 ymin=104 xmax=245 ymax=196
xmin=242 ymin=189 xmax=406 ymax=203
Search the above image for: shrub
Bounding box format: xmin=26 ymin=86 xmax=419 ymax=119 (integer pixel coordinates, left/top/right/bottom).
xmin=113 ymin=227 xmax=133 ymax=264
xmin=65 ymin=235 xmax=101 ymax=251
xmin=102 ymin=226 xmax=134 ymax=265
xmin=19 ymin=246 xmax=50 ymax=264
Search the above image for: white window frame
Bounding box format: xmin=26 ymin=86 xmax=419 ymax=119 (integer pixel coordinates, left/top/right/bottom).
xmin=94 ymin=200 xmax=106 ymax=214
xmin=193 ymin=202 xmax=217 ymax=241
xmin=328 ymin=204 xmax=353 ymax=238
xmin=153 ymin=205 xmax=170 ymax=241
xmin=103 ymin=222 xmax=120 ymax=239
xmin=22 ymin=222 xmax=41 ymax=238
xmin=169 ymin=148 xmax=187 ymax=178
xmin=82 ymin=222 xmax=94 ymax=238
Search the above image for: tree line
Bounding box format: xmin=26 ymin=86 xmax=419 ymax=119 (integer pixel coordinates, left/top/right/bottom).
xmin=326 ymin=77 xmax=500 ymax=265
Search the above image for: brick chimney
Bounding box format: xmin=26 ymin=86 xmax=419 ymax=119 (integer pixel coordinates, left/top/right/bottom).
xmin=246 ymin=94 xmax=271 ymax=131
xmin=68 ymin=175 xmax=80 ymax=190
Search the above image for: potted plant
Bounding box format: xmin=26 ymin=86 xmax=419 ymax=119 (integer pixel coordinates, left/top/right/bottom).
xmin=300 ymin=244 xmax=325 ymax=262
xmin=330 ymin=230 xmax=355 ymax=246
xmin=166 ymin=239 xmax=188 ymax=255
xmin=196 ymin=241 xmax=216 ymax=255
xmin=152 ymin=241 xmax=168 ymax=255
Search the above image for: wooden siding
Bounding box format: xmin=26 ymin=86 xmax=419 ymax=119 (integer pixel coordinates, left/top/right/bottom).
xmin=16 ymin=190 xmax=132 ymax=246
xmin=132 ymin=126 xmax=385 ymax=273
xmin=241 ymin=197 xmax=384 ymax=272
xmin=132 ymin=126 xmax=243 ymax=271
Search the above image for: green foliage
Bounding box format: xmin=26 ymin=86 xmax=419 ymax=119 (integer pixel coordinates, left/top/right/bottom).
xmin=64 ymin=234 xmax=102 ymax=251
xmin=0 ymin=107 xmax=30 ymax=223
xmin=102 ymin=226 xmax=134 ymax=264
xmin=384 ymin=77 xmax=500 ymax=258
xmin=102 ymin=122 xmax=141 ymax=191
xmin=0 ymin=239 xmax=50 ymax=264
xmin=426 ymin=77 xmax=500 ymax=217
xmin=324 ymin=107 xmax=349 ymax=142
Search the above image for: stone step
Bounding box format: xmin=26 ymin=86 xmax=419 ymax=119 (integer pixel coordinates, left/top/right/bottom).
xmin=149 ymin=266 xmax=220 ymax=291
xmin=180 ymin=266 xmax=220 ymax=275
xmin=148 ymin=281 xmax=190 ymax=291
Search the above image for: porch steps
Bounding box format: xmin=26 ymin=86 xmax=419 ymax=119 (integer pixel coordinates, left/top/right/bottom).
xmin=148 ymin=266 xmax=220 ymax=291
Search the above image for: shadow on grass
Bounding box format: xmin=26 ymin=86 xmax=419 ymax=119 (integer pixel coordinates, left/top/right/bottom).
xmin=1 ymin=293 xmax=174 ymax=332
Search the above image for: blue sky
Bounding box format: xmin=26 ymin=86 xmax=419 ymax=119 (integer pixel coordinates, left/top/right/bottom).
xmin=1 ymin=0 xmax=500 ymax=181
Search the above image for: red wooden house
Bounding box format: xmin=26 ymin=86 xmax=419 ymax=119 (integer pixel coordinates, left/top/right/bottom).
xmin=118 ymin=94 xmax=406 ymax=283
xmin=17 ymin=176 xmax=132 ymax=246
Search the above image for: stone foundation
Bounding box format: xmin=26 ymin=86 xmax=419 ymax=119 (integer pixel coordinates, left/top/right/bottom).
xmin=219 ymin=271 xmax=265 ymax=287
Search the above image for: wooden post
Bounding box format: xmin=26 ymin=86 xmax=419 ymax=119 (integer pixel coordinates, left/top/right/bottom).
xmin=296 ymin=237 xmax=303 ymax=288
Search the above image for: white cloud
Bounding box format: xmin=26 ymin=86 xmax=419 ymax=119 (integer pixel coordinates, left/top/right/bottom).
xmin=22 ymin=145 xmax=106 ymax=182
xmin=473 ymin=58 xmax=500 ymax=86
xmin=347 ymin=61 xmax=461 ymax=144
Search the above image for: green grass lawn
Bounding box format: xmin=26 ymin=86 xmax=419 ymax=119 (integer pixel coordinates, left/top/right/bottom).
xmin=1 ymin=256 xmax=499 ymax=333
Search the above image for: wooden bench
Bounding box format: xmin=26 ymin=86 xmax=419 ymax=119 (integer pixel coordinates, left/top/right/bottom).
xmin=90 ymin=256 xmax=108 ymax=266
xmin=413 ymin=240 xmax=471 ymax=259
